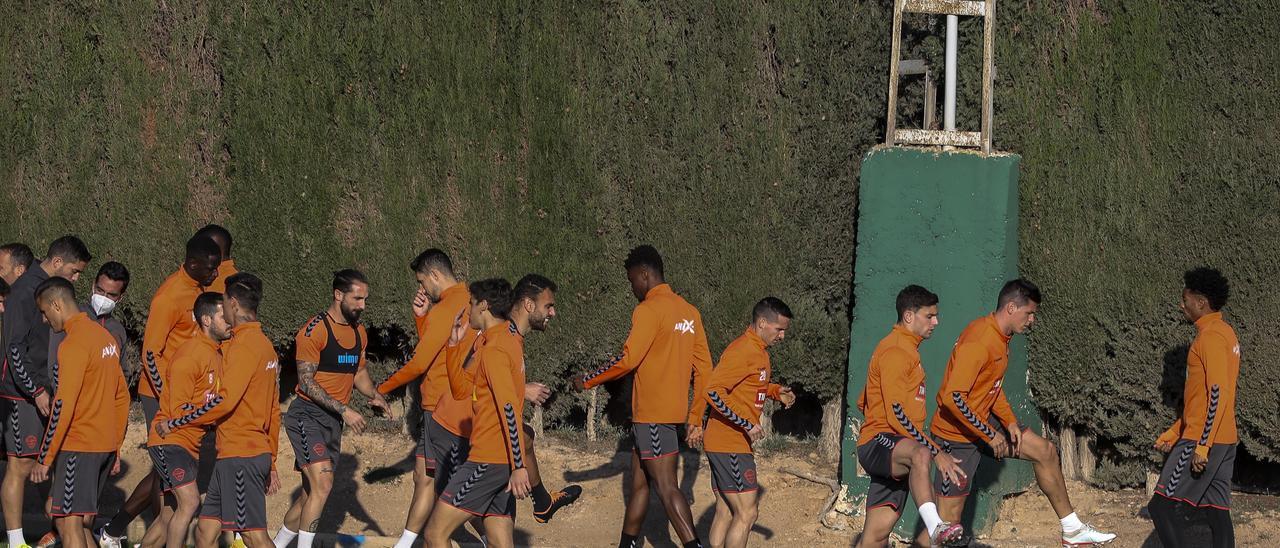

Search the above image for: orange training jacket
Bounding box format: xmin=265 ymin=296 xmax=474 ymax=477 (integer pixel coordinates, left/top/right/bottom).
xmin=465 ymin=322 xmax=527 ymax=468
xmin=378 ymin=283 xmax=470 ymax=411
xmin=857 ymin=325 xmax=942 ymax=454
xmin=148 ymin=335 xmax=221 ymax=456
xmin=435 ymin=327 xmax=483 ymax=437
xmin=38 ymin=313 xmax=129 ymax=465
xmin=1157 ymin=312 xmax=1240 ymax=459
xmin=703 ymin=329 xmax=783 ymax=454
xmin=930 ymin=315 xmax=1019 ymax=444
xmin=140 ymin=268 xmax=204 ymax=400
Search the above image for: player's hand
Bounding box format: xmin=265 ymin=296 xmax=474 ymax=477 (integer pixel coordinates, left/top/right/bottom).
xmin=1006 ymin=423 xmax=1023 ymax=457
xmin=1154 ymin=439 xmax=1174 ymax=453
xmin=342 ymin=407 xmax=367 ymax=434
xmin=507 ymin=468 xmax=532 ymax=499
xmin=934 ymin=452 xmax=967 ymax=488
xmin=447 ymin=308 xmax=467 ymax=347
xmin=686 ymin=424 xmax=704 ymax=448
xmin=369 ymin=396 xmax=395 ymax=421
xmin=1191 ymin=451 xmax=1208 ymax=474
xmin=34 ymin=392 xmax=51 ymax=417
xmin=571 ymin=376 xmax=586 ymax=392
xmin=747 ymin=425 xmax=765 ymax=443
xmin=778 ymin=387 xmax=796 ymax=409
xmin=988 ymin=432 xmax=1010 ymax=459
xmin=412 ymin=288 xmax=431 ymax=318
xmin=30 ymin=463 xmax=50 ymax=483
xmin=156 ymin=420 xmax=173 ymax=438
xmin=524 ymin=383 xmax=551 ymax=405
xmin=111 ymin=456 xmax=122 ymax=476
xmin=268 ymin=470 xmax=281 ymax=495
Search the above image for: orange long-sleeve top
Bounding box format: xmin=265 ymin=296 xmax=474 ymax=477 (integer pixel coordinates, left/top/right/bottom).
xmin=165 ymin=322 xmax=280 ymax=466
xmin=466 ymin=322 xmax=528 ymax=468
xmin=581 ymin=284 xmax=713 ymax=425
xmin=139 ymin=268 xmax=205 ymax=399
xmin=38 ymin=313 xmax=130 ymax=465
xmin=703 ymin=329 xmax=783 ymax=453
xmin=856 ymin=325 xmax=942 ymax=454
xmin=293 ymin=313 xmax=367 ymax=405
xmin=435 ymin=327 xmax=483 ymax=437
xmin=148 ymin=335 xmax=221 ymax=456
xmin=930 ymin=315 xmax=1019 ymax=444
xmin=378 ymin=283 xmax=470 ymax=411
xmin=1157 ymin=312 xmax=1240 ymax=459
xmin=206 ymin=259 xmax=239 ymax=294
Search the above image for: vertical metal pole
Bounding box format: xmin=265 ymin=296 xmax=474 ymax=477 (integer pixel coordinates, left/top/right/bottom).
xmin=944 ymin=14 xmax=958 ymax=132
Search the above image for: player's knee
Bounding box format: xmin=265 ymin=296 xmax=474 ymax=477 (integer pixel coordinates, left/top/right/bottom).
xmin=736 ymin=504 xmax=759 ymax=525
xmin=911 ymin=444 xmax=932 ymax=465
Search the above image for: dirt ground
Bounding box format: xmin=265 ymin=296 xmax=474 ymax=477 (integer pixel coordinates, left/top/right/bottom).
xmin=4 ymin=420 xmax=1278 ymax=547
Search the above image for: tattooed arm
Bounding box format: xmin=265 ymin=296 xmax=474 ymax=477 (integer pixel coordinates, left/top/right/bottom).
xmin=298 ymin=360 xmax=366 ymax=432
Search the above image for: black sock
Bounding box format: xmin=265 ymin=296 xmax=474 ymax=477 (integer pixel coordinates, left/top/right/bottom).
xmin=682 ymin=539 xmax=703 ymax=548
xmin=104 ymin=513 xmax=131 ymax=537
xmin=1202 ymin=507 xmax=1234 ymax=548
xmin=618 ymin=532 xmax=639 ymax=548
xmin=1147 ymin=494 xmax=1184 ymax=548
xmin=531 ymin=483 xmax=552 ymax=510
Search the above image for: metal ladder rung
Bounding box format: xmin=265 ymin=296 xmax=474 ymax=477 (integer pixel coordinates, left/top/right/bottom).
xmin=894 ymin=129 xmax=982 ymax=148
xmin=902 ymin=0 xmax=986 ymax=17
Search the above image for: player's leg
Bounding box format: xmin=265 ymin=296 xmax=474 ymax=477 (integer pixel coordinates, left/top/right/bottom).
xmin=523 ymin=424 xmax=581 ymax=523
xmin=708 ymin=489 xmax=732 ymax=548
xmin=1013 ymin=428 xmax=1115 ymax=543
xmin=297 ymin=460 xmax=335 ymax=547
xmin=1 ymin=456 xmax=35 ymax=541
xmin=167 ymin=482 xmax=201 ymax=548
xmin=640 ymin=451 xmax=699 ymax=544
xmin=857 ymin=503 xmax=902 ymax=548
xmin=395 ymin=412 xmax=436 ymax=548
xmin=721 ymin=490 xmax=758 ymax=548
xmin=888 ymin=438 xmax=962 ymax=543
xmin=140 ymin=499 xmax=175 ymax=548
xmin=479 ymin=516 xmax=513 ymax=548
xmin=278 ymin=478 xmax=306 ymax=546
xmin=3 ymin=400 xmax=42 ymax=547
xmin=422 ymin=502 xmax=471 ymax=548
xmin=620 ymin=448 xmax=649 ymax=546
xmin=54 ymin=516 xmax=84 ymax=548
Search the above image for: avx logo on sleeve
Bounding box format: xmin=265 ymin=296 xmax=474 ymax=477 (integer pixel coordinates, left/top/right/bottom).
xmin=674 ymin=319 xmax=695 ymax=334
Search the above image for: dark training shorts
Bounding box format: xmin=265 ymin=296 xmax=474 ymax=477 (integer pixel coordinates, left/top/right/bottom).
xmin=438 ymin=461 xmax=516 ymax=519
xmin=140 ymin=395 xmax=160 ymax=426
xmin=1155 ymin=440 xmax=1236 ymax=510
xmin=932 ymin=421 xmax=1028 ymax=498
xmin=49 ymin=451 xmax=116 ymax=517
xmin=427 ymin=417 xmax=469 ymax=487
xmin=707 ymin=451 xmax=759 ymax=494
xmin=415 ymin=410 xmax=437 ymax=469
xmin=857 ymin=432 xmax=908 ymax=512
xmin=3 ymin=400 xmax=44 ymax=457
xmin=200 ymin=453 xmax=272 ymax=532
xmin=632 ymin=423 xmax=679 ymax=460
xmin=148 ymin=444 xmax=199 ymax=492
xmin=285 ymin=398 xmax=343 ymax=470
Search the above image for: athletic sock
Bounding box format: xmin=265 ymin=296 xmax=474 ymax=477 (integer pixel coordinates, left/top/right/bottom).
xmin=104 ymin=515 xmax=130 ymax=538
xmin=618 ymin=532 xmax=639 ymax=548
xmin=918 ymin=502 xmax=943 ymax=535
xmin=1060 ymin=512 xmax=1084 ymax=532
xmin=297 ymin=531 xmax=315 ymax=548
xmin=682 ymin=539 xmax=704 ymax=548
xmin=531 ymin=483 xmax=552 ymax=511
xmin=392 ymin=530 xmax=418 ymax=548
xmin=8 ymin=528 xmax=26 ymax=547
xmin=273 ymin=526 xmax=298 ymax=548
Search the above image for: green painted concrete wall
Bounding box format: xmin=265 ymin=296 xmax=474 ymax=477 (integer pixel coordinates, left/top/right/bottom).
xmin=841 ymin=146 xmax=1039 ymax=537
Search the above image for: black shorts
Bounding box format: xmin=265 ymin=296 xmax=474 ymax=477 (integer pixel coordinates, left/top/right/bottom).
xmin=415 ymin=410 xmax=436 ymax=469
xmin=439 ymin=461 xmax=516 ymax=519
xmin=427 ymin=417 xmax=469 ymax=487
xmin=707 ymin=452 xmax=759 ymax=494
xmin=931 ymin=422 xmax=1028 ymax=498
xmin=49 ymin=451 xmax=116 ymax=517
xmin=857 ymin=433 xmax=908 ymax=512
xmin=1155 ymin=441 xmax=1236 ymax=510
xmin=148 ymin=444 xmax=199 ymax=492
xmin=285 ymin=398 xmax=343 ymax=470
xmin=3 ymin=399 xmax=44 ymax=457
xmin=632 ymin=423 xmax=679 ymax=460
xmin=200 ymin=453 xmax=271 ymax=532
xmin=140 ymin=395 xmax=160 ymax=426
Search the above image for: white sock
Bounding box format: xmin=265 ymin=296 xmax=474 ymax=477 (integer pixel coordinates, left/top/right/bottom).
xmin=8 ymin=529 xmax=26 ymax=547
xmin=393 ymin=530 xmax=418 ymax=548
xmin=273 ymin=526 xmax=298 ymax=548
xmin=297 ymin=531 xmax=316 ymax=548
xmin=918 ymin=502 xmax=943 ymax=535
xmin=1060 ymin=512 xmax=1084 ymax=532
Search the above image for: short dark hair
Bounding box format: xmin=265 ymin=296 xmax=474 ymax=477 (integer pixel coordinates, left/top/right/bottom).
xmin=512 ymin=274 xmax=557 ymax=304
xmin=896 ymin=285 xmax=939 ymax=320
xmin=469 ymin=278 xmax=514 ymax=320
xmin=0 ymin=243 xmax=34 ymax=269
xmin=752 ymin=297 xmax=794 ymax=322
xmin=193 ymin=292 xmax=224 ymax=326
xmin=47 ymin=236 xmax=91 ymax=264
xmin=333 ymin=269 xmax=369 ymax=293
xmin=194 ymin=224 xmax=233 ymax=257
xmin=409 ymin=248 xmax=454 ymax=276
xmin=185 ymin=235 xmax=222 ymax=262
xmin=997 ymin=278 xmax=1042 ymax=309
xmin=0 ymin=278 xmax=9 ymax=297
xmin=624 ymin=245 xmax=664 ymax=277
xmin=34 ymin=276 xmax=76 ymax=305
xmin=1184 ymin=267 xmax=1229 ymax=311
xmin=96 ymin=261 xmax=131 ymax=292
xmin=225 ymin=272 xmax=263 ymax=312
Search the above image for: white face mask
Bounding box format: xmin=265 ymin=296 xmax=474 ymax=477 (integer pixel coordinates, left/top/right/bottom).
xmin=91 ymin=293 xmax=117 ymax=317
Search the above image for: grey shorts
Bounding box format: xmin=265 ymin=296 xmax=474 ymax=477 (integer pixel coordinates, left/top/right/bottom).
xmin=200 ymin=453 xmax=271 ymax=532
xmin=148 ymin=444 xmax=199 ymax=492
xmin=3 ymin=399 xmax=44 ymax=457
xmin=427 ymin=417 xmax=469 ymax=486
xmin=857 ymin=433 xmax=908 ymax=512
xmin=632 ymin=423 xmax=679 ymax=460
xmin=49 ymin=451 xmax=116 ymax=517
xmin=285 ymin=398 xmax=343 ymax=470
xmin=931 ymin=421 xmax=1027 ymax=498
xmin=707 ymin=451 xmax=759 ymax=494
xmin=1155 ymin=440 xmax=1236 ymax=510
xmin=415 ymin=410 xmax=436 ymax=468
xmin=438 ymin=461 xmax=516 ymax=519
xmin=140 ymin=395 xmax=160 ymax=426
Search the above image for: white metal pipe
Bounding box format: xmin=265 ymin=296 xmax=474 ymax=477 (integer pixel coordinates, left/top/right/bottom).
xmin=944 ymin=14 xmax=958 ymax=132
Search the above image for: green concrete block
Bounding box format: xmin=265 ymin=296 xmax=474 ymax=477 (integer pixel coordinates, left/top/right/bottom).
xmin=840 ymin=146 xmax=1039 ymax=538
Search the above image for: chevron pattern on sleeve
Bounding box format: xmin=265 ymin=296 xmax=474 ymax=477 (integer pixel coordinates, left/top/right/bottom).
xmin=1198 ymin=384 xmax=1220 ymax=446
xmin=892 ymin=402 xmax=940 ymax=456
xmin=582 ymin=355 xmax=623 ymax=383
xmin=166 ymin=395 xmax=224 ymax=430
xmin=37 ymin=399 xmax=65 ymax=463
xmin=304 ymin=313 xmax=324 ymax=337
xmin=9 ymin=344 xmax=37 ymax=396
xmin=503 ymin=403 xmax=525 ymax=469
xmin=709 ymin=391 xmax=755 ymax=431
xmin=952 ymin=392 xmax=996 ymax=439
xmin=146 ymin=351 xmax=164 ymax=396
